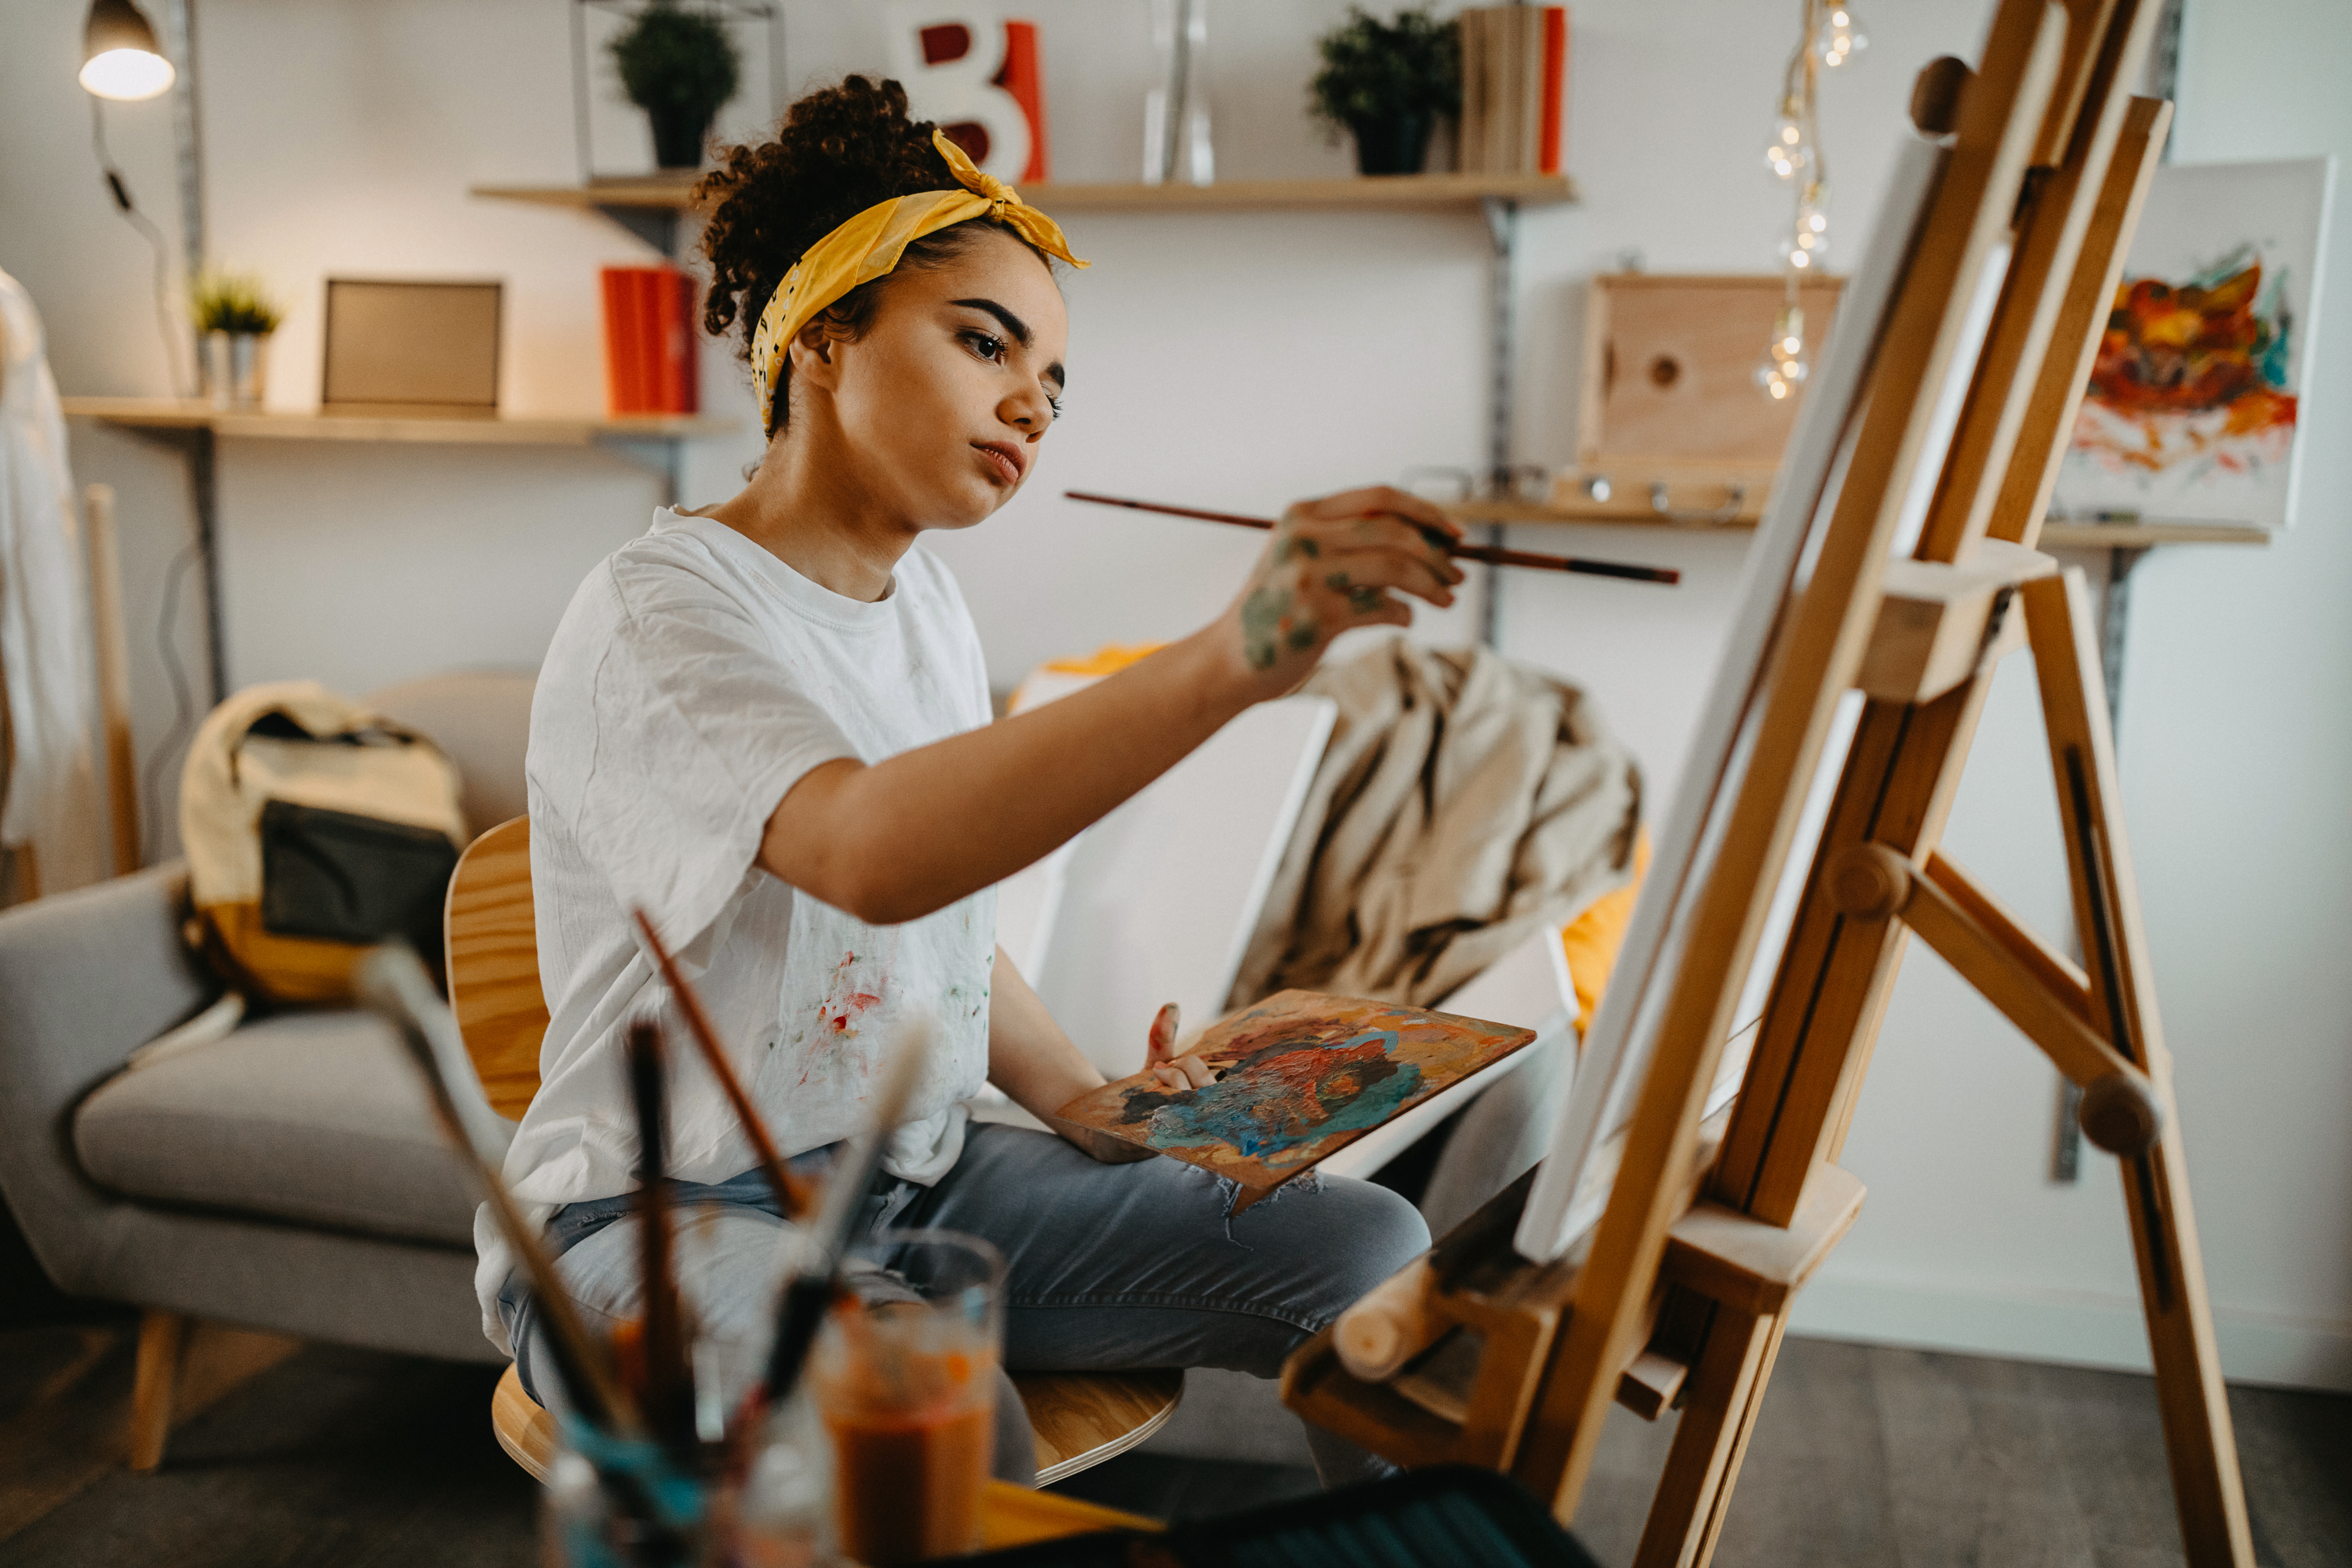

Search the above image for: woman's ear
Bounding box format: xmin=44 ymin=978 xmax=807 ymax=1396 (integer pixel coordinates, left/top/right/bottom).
xmin=791 ymin=322 xmax=844 ymax=393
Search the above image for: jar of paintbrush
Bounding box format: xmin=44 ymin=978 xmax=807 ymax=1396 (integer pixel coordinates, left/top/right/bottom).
xmin=543 ymin=1024 xmax=840 ymax=1567
xmin=541 ymin=1364 xmax=835 ymax=1568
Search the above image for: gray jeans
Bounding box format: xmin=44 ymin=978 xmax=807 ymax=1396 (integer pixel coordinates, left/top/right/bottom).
xmin=500 ymin=1122 xmax=1431 ymax=1489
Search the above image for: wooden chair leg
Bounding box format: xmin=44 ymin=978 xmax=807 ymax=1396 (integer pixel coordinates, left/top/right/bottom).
xmin=129 ymin=1310 xmax=187 ymax=1472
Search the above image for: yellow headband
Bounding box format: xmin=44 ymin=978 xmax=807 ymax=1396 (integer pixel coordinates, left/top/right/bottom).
xmin=749 ymin=128 xmax=1088 ymax=431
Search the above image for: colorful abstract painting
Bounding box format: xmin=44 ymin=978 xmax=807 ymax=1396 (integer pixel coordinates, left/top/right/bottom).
xmin=1055 ymin=989 xmax=1535 ymax=1190
xmin=2053 ymin=156 xmax=2333 ymax=530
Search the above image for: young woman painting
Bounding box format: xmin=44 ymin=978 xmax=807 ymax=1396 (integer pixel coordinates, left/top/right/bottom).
xmin=482 ymin=76 xmax=1465 ymax=1486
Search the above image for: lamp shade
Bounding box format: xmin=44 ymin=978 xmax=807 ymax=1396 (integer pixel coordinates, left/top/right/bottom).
xmin=80 ymin=0 xmax=176 ymax=100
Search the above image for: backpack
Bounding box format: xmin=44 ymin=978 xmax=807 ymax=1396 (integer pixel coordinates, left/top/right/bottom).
xmin=181 ymin=681 xmax=468 ymax=1004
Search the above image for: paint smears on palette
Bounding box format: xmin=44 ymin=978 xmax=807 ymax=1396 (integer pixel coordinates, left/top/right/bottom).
xmin=1055 ymin=990 xmax=1536 ymax=1191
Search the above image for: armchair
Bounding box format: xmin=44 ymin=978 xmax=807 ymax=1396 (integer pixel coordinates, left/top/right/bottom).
xmin=0 ymin=672 xmax=533 ymax=1466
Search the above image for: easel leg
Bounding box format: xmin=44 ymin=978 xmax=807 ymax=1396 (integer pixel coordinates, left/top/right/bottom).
xmin=1631 ymin=1306 xmax=1785 ymax=1568
xmin=2024 ymin=572 xmax=2253 ymax=1566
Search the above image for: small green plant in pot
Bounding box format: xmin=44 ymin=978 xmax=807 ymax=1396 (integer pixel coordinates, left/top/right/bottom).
xmin=189 ymin=269 xmax=284 ymax=409
xmin=1309 ymin=6 xmax=1462 ymax=176
xmin=609 ymin=0 xmax=742 ymax=170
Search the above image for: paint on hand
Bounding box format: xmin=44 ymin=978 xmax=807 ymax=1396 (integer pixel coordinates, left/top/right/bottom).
xmin=1147 ymin=1002 xmax=1180 ymax=1067
xmin=1240 ymin=582 xmax=1309 ymax=671
xmin=1325 ymin=570 xmax=1387 ymax=615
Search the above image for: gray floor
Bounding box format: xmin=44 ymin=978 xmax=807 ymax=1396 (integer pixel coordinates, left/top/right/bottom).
xmin=1 ymin=1321 xmax=2345 ymax=1566
xmin=1570 ymin=1338 xmax=2350 ymax=1567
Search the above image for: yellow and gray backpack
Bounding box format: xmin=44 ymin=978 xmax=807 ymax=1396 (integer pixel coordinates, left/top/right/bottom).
xmin=181 ymin=681 xmax=467 ymax=1003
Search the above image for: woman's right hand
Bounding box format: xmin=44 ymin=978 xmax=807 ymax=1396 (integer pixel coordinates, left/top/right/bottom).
xmin=1214 ymin=486 xmax=1465 ymax=698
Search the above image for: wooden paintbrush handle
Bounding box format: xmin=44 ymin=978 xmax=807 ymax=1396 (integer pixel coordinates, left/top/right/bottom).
xmin=636 ymin=909 xmax=816 ymax=1217
xmin=1063 ymin=490 xmax=1679 ymax=585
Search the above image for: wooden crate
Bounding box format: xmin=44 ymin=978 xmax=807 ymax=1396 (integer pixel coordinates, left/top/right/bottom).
xmin=1552 ymin=273 xmax=1846 ymax=525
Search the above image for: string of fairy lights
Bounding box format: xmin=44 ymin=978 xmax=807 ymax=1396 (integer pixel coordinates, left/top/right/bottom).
xmin=1757 ymin=0 xmax=1867 ymax=400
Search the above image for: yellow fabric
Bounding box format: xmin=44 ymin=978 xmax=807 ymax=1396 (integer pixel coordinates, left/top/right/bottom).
xmin=1005 ymin=643 xmax=1166 ymax=716
xmin=1561 ymin=826 xmax=1650 ymax=1041
xmin=751 ymin=128 xmax=1090 ymax=430
xmin=1043 ymin=642 xmax=1166 ymax=677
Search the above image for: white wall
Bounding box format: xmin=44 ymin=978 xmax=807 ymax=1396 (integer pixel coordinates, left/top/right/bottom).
xmin=3 ymin=0 xmax=2345 ymax=1387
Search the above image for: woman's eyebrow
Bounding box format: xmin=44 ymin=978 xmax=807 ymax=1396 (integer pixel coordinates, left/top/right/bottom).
xmin=951 ymin=298 xmax=1031 ymax=347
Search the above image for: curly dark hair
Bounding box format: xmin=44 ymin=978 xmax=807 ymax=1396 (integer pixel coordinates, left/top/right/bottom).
xmin=695 ymin=75 xmax=1046 ymax=438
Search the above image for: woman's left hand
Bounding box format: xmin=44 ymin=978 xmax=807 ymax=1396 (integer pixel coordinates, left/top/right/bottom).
xmin=1138 ymin=1002 xmax=1214 ymax=1094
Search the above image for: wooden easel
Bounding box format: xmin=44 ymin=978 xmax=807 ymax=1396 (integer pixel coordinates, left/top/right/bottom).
xmin=1285 ymin=1 xmax=2255 ymax=1563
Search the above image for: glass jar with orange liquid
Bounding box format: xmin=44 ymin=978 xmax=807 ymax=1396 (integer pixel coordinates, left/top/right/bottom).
xmin=809 ymin=1230 xmax=1006 ymax=1566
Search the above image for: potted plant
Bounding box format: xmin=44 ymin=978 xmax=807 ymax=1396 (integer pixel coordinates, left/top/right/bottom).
xmin=609 ymin=0 xmax=742 ymax=171
xmin=1309 ymin=6 xmax=1462 ymax=176
xmin=188 ymin=269 xmax=283 ymax=410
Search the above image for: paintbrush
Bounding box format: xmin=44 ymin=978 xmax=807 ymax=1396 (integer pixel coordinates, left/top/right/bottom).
xmin=625 ymin=1020 xmax=695 ymax=1455
xmin=632 ymin=909 xmax=814 ymax=1219
xmin=1064 ymin=490 xmax=1682 ymax=586
xmin=357 ymin=946 xmax=640 ymax=1438
xmin=756 ymin=1016 xmax=937 ymax=1409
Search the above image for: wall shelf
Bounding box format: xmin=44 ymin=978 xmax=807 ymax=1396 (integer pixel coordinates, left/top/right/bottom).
xmin=2033 ymin=520 xmax=2270 ymax=549
xmin=471 ymin=170 xmax=1577 ymax=222
xmin=1448 ymin=498 xmax=2272 ymax=551
xmin=62 ymin=398 xmax=737 ymax=706
xmin=61 ymin=398 xmax=734 ymax=447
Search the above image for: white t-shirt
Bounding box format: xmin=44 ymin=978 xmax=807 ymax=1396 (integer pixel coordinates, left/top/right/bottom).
xmin=474 ymin=508 xmax=997 ymax=1348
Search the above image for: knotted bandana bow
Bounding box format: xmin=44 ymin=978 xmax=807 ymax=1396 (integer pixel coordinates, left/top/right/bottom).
xmin=749 ymin=129 xmax=1088 ymax=432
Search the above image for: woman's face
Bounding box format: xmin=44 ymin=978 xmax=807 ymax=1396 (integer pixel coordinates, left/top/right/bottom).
xmin=798 ymin=227 xmax=1069 ymax=531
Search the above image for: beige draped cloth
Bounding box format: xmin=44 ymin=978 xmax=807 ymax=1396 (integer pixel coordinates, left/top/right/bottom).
xmin=1228 ymin=638 xmax=1643 ymax=1012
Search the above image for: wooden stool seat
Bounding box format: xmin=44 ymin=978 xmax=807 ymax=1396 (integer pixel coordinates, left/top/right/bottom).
xmin=459 ymin=820 xmax=1183 ymax=1503
xmin=492 ymin=1361 xmax=1181 ymax=1490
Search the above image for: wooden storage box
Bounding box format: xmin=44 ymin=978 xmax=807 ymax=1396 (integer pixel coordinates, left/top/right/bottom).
xmin=1552 ymin=272 xmax=1844 ymax=525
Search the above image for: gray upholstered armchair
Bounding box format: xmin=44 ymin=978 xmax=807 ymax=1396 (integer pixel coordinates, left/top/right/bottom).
xmin=0 ymin=672 xmax=533 ymax=1465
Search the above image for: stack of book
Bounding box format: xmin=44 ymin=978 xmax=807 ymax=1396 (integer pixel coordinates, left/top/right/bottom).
xmin=600 ymin=266 xmax=699 ymax=416
xmin=1457 ymin=6 xmax=1568 ymax=176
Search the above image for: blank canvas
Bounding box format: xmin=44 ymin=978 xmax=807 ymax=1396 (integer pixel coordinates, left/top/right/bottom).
xmin=1032 ymin=695 xmax=1337 ymax=1079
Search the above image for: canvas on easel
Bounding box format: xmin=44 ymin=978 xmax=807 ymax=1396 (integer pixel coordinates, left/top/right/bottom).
xmin=1514 ymin=131 xmax=1952 ymax=1266
xmin=1283 ymin=4 xmax=2258 ymax=1563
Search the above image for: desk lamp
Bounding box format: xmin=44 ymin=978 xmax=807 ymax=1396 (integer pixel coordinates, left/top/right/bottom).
xmin=80 ymin=0 xmax=176 ymax=100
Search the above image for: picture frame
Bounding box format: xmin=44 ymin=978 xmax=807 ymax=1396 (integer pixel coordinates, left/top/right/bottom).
xmin=320 ymin=279 xmax=503 ymax=418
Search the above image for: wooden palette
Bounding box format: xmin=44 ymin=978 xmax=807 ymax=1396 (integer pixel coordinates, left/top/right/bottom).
xmin=1056 ymin=989 xmax=1535 ymax=1191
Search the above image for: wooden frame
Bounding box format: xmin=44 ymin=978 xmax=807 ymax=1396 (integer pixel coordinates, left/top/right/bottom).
xmin=320 ymin=278 xmax=504 ymax=418
xmin=1286 ymin=4 xmax=2255 ymax=1563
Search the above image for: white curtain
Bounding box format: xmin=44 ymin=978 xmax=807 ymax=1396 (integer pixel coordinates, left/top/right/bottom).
xmin=0 ymin=269 xmax=105 ymax=893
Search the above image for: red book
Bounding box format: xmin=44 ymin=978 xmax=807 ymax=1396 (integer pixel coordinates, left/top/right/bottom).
xmin=672 ymin=270 xmax=696 ymax=416
xmin=995 ymin=21 xmax=1050 ymax=183
xmin=600 ymin=267 xmax=642 ymax=416
xmin=1538 ymin=7 xmax=1568 ymax=177
xmin=659 ymin=268 xmax=699 ymax=414
xmin=631 ymin=269 xmax=663 ymax=415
